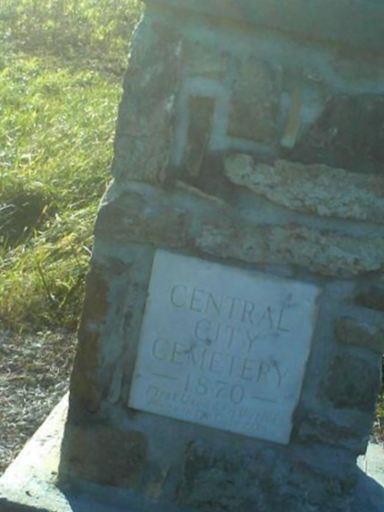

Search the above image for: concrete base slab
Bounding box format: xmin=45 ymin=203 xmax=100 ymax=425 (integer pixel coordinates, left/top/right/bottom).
xmin=1 ymin=396 xmax=383 ymax=511
xmin=0 ymin=394 xmax=71 ymax=512
xmin=0 ymin=394 xmax=138 ymax=512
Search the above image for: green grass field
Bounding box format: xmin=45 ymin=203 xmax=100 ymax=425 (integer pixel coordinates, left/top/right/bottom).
xmin=0 ymin=0 xmax=383 ymax=440
xmin=0 ymin=0 xmax=142 ymax=330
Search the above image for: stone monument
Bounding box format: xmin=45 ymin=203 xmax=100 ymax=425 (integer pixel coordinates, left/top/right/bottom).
xmin=1 ymin=1 xmax=384 ymax=511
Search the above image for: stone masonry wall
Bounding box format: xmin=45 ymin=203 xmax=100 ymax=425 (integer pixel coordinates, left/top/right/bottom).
xmin=60 ymin=2 xmax=384 ymax=512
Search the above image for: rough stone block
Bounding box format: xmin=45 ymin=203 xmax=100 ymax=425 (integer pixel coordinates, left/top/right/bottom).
xmin=184 ymin=41 xmax=228 ymax=81
xmin=61 ymin=425 xmax=147 ymax=489
xmin=356 ymin=285 xmax=384 ymax=313
xmin=323 ymin=355 xmax=382 ymax=414
xmin=228 ymin=58 xmax=280 ymax=143
xmin=294 ymin=410 xmax=371 ymax=455
xmin=177 ymin=441 xmax=357 ymax=512
xmin=95 ymin=182 xmax=384 ymax=278
xmin=291 ymin=95 xmax=384 ymax=176
xmin=182 ymin=96 xmax=215 ymax=178
xmin=147 ymin=0 xmax=384 ymax=53
xmin=112 ymin=17 xmax=182 ymax=183
xmin=335 ymin=316 xmax=384 ymax=354
xmin=224 ymin=154 xmax=384 ymax=223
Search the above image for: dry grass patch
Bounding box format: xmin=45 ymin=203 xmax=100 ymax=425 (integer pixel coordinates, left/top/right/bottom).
xmin=0 ymin=329 xmax=76 ymax=474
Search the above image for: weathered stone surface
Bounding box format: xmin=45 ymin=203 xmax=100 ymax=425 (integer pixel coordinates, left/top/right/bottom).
xmin=177 ymin=441 xmax=356 ymax=512
xmin=228 ymin=59 xmax=280 ymax=143
xmin=56 ymin=3 xmax=384 ymax=511
xmin=96 ymin=182 xmax=384 ymax=277
xmin=323 ymin=355 xmax=381 ymax=414
xmin=295 ymin=410 xmax=371 ymax=455
xmin=182 ymin=96 xmax=215 ymax=178
xmin=280 ymin=86 xmax=304 ymax=150
xmin=1 ymin=395 xmax=383 ymax=512
xmin=356 ymin=285 xmax=384 ymax=313
xmin=62 ymin=425 xmax=147 ymax=488
xmin=184 ymin=40 xmax=228 ymax=80
xmin=291 ymin=95 xmax=384 ymax=176
xmin=70 ymin=264 xmax=110 ymax=413
xmin=112 ymin=17 xmax=182 ymax=183
xmin=224 ymin=154 xmax=384 ymax=223
xmin=66 ymin=244 xmax=155 ymax=417
xmin=148 ymin=0 xmax=384 ymax=54
xmin=335 ymin=316 xmax=384 ymax=354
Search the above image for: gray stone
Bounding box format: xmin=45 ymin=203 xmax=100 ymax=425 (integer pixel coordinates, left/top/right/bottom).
xmin=111 ymin=16 xmax=182 ymax=183
xmin=147 ymin=0 xmax=384 ymax=54
xmin=228 ymin=58 xmax=281 ymax=143
xmin=177 ymin=442 xmax=357 ymax=512
xmin=184 ymin=40 xmax=228 ymax=81
xmin=291 ymin=95 xmax=384 ymax=176
xmin=95 ymin=181 xmax=384 ymax=277
xmin=182 ymin=96 xmax=215 ymax=179
xmin=323 ymin=354 xmax=382 ymax=414
xmin=129 ymin=249 xmax=319 ymax=445
xmin=335 ymin=316 xmax=384 ymax=354
xmin=62 ymin=424 xmax=147 ymax=488
xmin=224 ymin=155 xmax=384 ymax=223
xmin=1 ymin=396 xmax=383 ymax=512
xmin=295 ymin=410 xmax=371 ymax=456
xmin=356 ymin=285 xmax=384 ymax=313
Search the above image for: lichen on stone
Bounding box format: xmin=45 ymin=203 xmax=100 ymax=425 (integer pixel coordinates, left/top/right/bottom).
xmin=224 ymin=154 xmax=384 ymax=223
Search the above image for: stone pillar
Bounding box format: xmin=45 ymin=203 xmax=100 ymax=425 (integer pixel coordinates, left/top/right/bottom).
xmin=59 ymin=2 xmax=384 ymax=511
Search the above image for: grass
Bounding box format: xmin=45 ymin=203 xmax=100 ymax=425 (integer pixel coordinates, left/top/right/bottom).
xmin=0 ymin=56 xmax=119 ymax=329
xmin=1 ymin=0 xmax=143 ymax=75
xmin=0 ymin=0 xmax=142 ymax=331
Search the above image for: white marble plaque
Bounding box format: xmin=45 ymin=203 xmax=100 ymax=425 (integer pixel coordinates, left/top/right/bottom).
xmin=129 ymin=250 xmax=320 ymax=444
